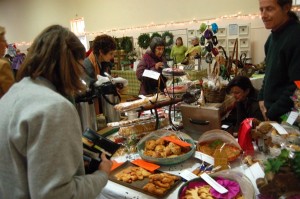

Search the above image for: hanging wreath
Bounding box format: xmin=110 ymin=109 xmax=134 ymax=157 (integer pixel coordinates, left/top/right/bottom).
xmin=138 ymin=33 xmax=151 ymax=49
xmin=113 ymin=37 xmax=121 ymax=50
xmin=162 ymin=31 xmax=174 ymax=47
xmin=120 ymin=37 xmax=133 ymax=53
xmin=150 ymin=32 xmax=162 ymax=40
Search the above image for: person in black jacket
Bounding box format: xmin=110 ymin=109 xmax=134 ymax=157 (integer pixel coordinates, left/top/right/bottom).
xmin=227 ymin=76 xmax=264 ymax=131
xmin=258 ymin=0 xmax=300 ymax=121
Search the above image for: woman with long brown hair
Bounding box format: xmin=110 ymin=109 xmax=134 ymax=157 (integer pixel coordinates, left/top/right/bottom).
xmin=0 ymin=25 xmax=112 ymax=199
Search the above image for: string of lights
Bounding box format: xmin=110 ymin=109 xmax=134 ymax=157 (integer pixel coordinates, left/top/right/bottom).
xmin=13 ymin=7 xmax=300 ymax=47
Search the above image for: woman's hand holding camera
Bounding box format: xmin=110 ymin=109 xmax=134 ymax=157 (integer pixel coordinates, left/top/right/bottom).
xmin=98 ymin=153 xmax=113 ymax=175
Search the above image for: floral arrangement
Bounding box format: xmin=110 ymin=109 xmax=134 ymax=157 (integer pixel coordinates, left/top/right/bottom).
xmin=126 ymin=50 xmax=138 ymax=63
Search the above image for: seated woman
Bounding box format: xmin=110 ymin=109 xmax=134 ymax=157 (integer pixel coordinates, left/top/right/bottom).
xmin=136 ymin=37 xmax=167 ymax=95
xmin=226 ymin=75 xmax=264 ymax=132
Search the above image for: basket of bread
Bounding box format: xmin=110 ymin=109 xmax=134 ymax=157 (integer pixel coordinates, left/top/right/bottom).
xmin=137 ymin=130 xmax=196 ymax=165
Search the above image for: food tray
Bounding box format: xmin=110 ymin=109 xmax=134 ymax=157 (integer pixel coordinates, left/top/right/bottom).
xmin=109 ymin=161 xmax=181 ymax=198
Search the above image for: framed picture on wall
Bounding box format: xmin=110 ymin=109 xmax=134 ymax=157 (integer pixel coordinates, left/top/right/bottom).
xmin=228 ymin=24 xmax=239 ymax=36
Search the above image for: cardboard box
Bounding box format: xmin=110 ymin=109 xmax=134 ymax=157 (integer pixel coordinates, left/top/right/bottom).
xmin=180 ymin=103 xmax=223 ymax=140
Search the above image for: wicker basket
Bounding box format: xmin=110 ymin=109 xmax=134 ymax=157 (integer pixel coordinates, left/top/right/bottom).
xmin=203 ymin=86 xmax=227 ymax=103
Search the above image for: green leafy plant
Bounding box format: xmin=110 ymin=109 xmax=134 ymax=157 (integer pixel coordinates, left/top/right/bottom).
xmin=292 ymin=151 xmax=300 ymax=178
xmin=209 ymin=140 xmax=223 ymax=149
xmin=264 ymin=149 xmax=297 ymax=174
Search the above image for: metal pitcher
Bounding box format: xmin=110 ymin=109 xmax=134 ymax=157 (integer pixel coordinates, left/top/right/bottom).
xmin=99 ymin=82 xmax=120 ymax=123
xmin=76 ymin=100 xmax=98 ymax=132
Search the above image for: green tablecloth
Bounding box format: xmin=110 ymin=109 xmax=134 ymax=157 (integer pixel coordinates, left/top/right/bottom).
xmin=111 ymin=69 xmax=208 ymax=96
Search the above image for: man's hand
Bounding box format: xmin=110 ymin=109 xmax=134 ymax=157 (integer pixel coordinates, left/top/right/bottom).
xmin=259 ymin=100 xmax=268 ymax=121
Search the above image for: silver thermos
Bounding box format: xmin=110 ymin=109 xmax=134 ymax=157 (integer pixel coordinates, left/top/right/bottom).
xmin=76 ymin=100 xmax=98 ymax=132
xmin=75 ymin=89 xmax=98 ymax=132
xmin=99 ymin=82 xmax=121 ymax=123
xmin=75 ymin=77 xmax=121 ymax=132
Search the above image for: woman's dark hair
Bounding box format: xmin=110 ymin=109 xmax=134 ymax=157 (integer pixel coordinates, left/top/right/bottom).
xmin=226 ymin=76 xmax=255 ymax=96
xmin=277 ymin=0 xmax=299 ymax=21
xmin=16 ymin=25 xmax=86 ymax=97
xmin=92 ymin=34 xmax=116 ymax=56
xmin=149 ymin=37 xmax=165 ymax=53
xmin=176 ymin=37 xmax=183 ymax=46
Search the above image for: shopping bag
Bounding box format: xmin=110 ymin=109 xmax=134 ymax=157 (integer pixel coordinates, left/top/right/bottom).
xmin=238 ymin=118 xmax=254 ymax=155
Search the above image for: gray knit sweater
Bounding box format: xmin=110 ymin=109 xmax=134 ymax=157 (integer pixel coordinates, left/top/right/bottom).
xmin=0 ymin=77 xmax=108 ymax=199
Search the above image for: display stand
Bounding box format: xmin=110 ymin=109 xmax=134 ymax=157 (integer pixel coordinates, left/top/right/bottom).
xmin=162 ymin=67 xmax=186 ymax=130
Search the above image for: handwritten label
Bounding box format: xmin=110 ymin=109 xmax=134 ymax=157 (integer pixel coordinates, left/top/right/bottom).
xmin=244 ymin=162 xmax=265 ymax=194
xmin=200 ymin=173 xmax=228 ymax=194
xmin=270 ymin=123 xmax=288 ymax=135
xmin=194 ymin=151 xmax=214 ymax=165
xmin=142 ymin=69 xmax=160 ymax=80
xmin=131 ymin=159 xmax=160 ymax=172
xmin=180 ymin=170 xmax=198 ymax=181
xmin=162 ymin=136 xmax=192 ymax=147
xmin=287 ymin=111 xmax=299 ymax=125
xmin=112 ymin=153 xmax=140 ymax=163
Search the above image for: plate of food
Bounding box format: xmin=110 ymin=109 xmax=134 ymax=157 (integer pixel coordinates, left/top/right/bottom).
xmin=178 ymin=170 xmax=255 ymax=199
xmin=137 ymin=130 xmax=196 ymax=165
xmin=162 ymin=68 xmax=186 ymax=77
xmin=197 ymin=130 xmax=242 ymax=162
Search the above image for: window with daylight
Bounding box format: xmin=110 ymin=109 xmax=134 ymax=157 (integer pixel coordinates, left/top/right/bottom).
xmin=70 ymin=17 xmax=87 ymax=50
xmin=293 ymin=0 xmax=300 ymax=5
